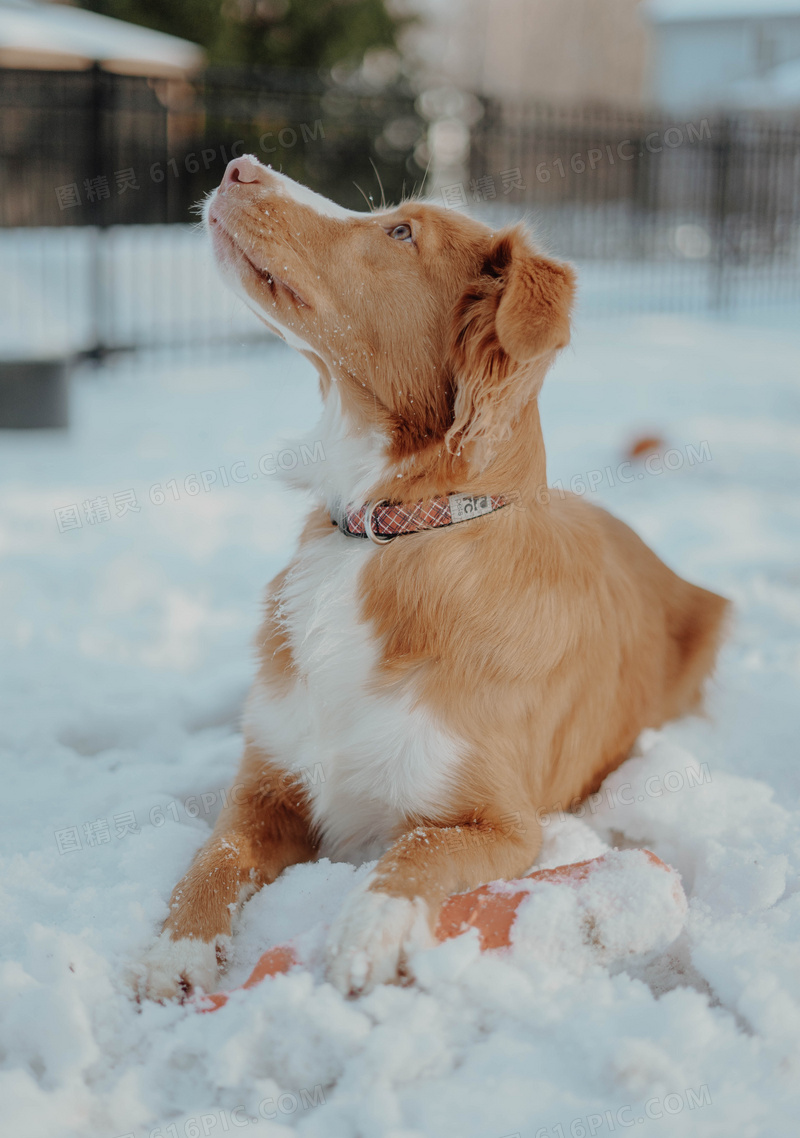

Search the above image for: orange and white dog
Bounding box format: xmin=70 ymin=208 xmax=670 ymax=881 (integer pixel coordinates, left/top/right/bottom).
xmin=138 ymin=156 xmax=728 ymax=1000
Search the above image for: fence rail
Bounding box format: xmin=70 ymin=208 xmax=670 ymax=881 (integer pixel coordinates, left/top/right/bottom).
xmin=1 ymin=66 xmax=799 ymax=357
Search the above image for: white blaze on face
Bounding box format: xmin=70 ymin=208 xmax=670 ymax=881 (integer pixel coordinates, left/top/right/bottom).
xmin=260 ymin=165 xmax=363 ymax=220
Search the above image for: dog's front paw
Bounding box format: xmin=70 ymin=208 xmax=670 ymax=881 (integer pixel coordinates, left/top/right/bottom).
xmin=325 ymin=881 xmax=434 ymax=996
xmin=133 ymin=929 xmax=228 ymax=1002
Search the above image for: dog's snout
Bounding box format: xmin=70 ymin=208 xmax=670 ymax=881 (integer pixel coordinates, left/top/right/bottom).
xmin=222 ymin=155 xmax=268 ymax=188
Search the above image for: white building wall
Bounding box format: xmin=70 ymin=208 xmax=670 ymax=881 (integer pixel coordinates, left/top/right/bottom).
xmin=646 ymin=12 xmax=800 ymax=108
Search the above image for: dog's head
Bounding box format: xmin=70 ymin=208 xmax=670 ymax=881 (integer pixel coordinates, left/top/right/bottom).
xmin=207 ymin=156 xmax=574 ymax=478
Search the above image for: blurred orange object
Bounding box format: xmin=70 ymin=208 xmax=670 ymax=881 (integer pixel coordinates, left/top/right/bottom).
xmin=626 ymin=434 xmax=667 ymax=459
xmin=197 ymin=850 xmax=675 ymax=1012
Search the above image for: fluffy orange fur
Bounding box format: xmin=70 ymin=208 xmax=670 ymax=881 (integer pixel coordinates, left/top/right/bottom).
xmin=140 ymin=158 xmax=728 ymax=1000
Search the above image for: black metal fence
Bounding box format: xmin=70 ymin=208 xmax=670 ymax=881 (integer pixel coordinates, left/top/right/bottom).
xmin=1 ymin=66 xmax=799 ymax=357
xmin=0 ymin=65 xmax=428 ymax=354
xmin=0 ymin=65 xmax=426 ymax=227
xmin=468 ymin=101 xmax=800 ymax=310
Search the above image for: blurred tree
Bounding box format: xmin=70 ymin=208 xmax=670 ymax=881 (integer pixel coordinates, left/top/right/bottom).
xmin=76 ymin=0 xmax=408 ymax=71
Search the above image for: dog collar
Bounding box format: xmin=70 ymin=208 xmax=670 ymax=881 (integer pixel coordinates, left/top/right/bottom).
xmin=332 ymin=493 xmax=509 ymax=545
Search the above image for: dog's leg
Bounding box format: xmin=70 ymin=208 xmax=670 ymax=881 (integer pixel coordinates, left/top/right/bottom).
xmin=137 ymin=747 xmax=316 ymax=1001
xmin=326 ymin=813 xmax=541 ymax=995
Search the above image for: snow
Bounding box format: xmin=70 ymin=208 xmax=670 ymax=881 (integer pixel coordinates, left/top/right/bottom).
xmin=508 ymin=849 xmax=688 ymax=970
xmin=1 ymin=298 xmax=800 ymax=1137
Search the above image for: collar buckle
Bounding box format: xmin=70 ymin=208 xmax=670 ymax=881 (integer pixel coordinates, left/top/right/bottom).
xmin=363 ymin=499 xmax=394 ymax=544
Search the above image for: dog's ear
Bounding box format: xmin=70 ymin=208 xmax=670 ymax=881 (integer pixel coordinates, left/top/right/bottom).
xmin=446 ymin=227 xmax=575 ymax=466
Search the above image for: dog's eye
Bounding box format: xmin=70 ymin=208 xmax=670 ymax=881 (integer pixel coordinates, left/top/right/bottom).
xmin=388 ymin=223 xmax=413 ymax=242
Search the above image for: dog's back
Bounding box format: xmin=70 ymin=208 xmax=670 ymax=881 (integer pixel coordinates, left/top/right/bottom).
xmin=541 ymin=497 xmax=729 ymax=805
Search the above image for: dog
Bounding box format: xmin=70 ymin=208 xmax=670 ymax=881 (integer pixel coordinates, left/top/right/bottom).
xmin=138 ymin=155 xmax=729 ymax=1000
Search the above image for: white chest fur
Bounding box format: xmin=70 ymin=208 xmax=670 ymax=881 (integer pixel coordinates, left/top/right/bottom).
xmin=243 ymin=527 xmax=465 ymax=862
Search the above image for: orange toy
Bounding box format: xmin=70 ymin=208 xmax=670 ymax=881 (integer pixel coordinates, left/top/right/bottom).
xmin=198 ymin=850 xmax=680 ymax=1011
xmin=626 ymin=434 xmax=667 ymax=460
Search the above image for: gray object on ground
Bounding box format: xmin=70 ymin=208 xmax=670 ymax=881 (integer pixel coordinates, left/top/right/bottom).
xmin=0 ymin=357 xmax=70 ymax=429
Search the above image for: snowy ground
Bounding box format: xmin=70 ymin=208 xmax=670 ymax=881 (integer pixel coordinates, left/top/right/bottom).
xmin=1 ymin=297 xmax=800 ymax=1138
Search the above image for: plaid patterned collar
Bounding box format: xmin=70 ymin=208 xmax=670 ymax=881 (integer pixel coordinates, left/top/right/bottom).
xmin=332 ymin=492 xmax=509 ymax=544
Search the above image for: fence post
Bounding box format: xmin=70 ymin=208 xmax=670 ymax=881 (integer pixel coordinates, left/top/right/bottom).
xmin=710 ymin=115 xmax=732 ymax=309
xmin=88 ymin=63 xmax=108 ymax=359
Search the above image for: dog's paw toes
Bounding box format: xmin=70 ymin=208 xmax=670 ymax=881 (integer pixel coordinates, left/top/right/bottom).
xmin=133 ymin=929 xmax=227 ymax=1003
xmin=325 ymin=884 xmax=434 ymax=997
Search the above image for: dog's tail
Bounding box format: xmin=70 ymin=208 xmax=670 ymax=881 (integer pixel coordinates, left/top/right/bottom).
xmin=664 ymin=581 xmax=731 ymax=720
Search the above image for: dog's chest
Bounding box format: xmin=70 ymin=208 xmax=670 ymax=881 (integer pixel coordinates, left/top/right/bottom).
xmin=244 ymin=530 xmax=463 ymax=862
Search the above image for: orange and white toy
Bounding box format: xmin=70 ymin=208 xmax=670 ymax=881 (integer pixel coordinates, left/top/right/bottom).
xmin=198 ymin=849 xmax=687 ymax=1011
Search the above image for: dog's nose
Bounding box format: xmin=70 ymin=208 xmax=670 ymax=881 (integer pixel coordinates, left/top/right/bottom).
xmin=222 ymin=155 xmax=268 ymax=188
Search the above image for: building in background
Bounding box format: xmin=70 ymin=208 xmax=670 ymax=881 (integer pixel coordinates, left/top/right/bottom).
xmin=406 ymin=0 xmax=648 ymax=107
xmin=643 ymin=0 xmax=800 ymax=109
